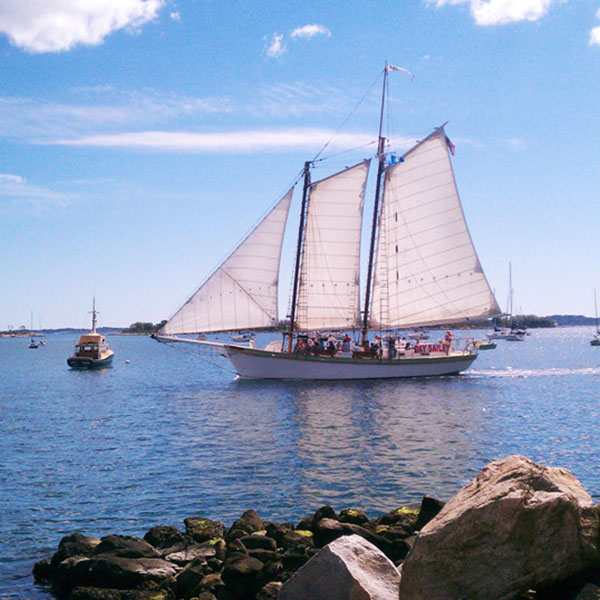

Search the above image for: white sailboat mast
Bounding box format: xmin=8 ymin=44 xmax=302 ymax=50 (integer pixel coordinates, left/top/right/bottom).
xmin=362 ymin=64 xmax=389 ymax=344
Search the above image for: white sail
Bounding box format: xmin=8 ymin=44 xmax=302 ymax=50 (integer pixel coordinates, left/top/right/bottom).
xmin=160 ymin=188 xmax=293 ymax=335
xmin=296 ymin=160 xmax=370 ymax=331
xmin=370 ymin=128 xmax=500 ymax=329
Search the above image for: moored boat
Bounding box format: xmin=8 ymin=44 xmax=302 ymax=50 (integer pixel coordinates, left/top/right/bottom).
xmin=155 ymin=65 xmax=500 ymax=379
xmin=591 ymin=289 xmax=600 ymax=346
xmin=67 ymin=300 xmax=114 ymax=369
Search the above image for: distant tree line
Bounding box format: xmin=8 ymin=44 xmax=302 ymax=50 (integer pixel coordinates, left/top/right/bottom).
xmin=122 ymin=320 xmax=167 ymax=334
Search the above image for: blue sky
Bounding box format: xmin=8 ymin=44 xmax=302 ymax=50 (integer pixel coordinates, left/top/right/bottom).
xmin=1 ymin=0 xmax=599 ymax=329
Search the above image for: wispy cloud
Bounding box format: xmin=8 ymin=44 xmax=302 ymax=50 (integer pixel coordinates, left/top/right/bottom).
xmin=0 ymin=91 xmax=232 ymax=141
xmin=0 ymin=173 xmax=75 ymax=208
xmin=265 ymin=22 xmax=331 ymax=59
xmin=0 ymin=0 xmax=163 ymax=53
xmin=51 ymin=129 xmax=375 ymax=153
xmin=428 ymin=0 xmax=559 ymax=26
xmin=264 ymin=33 xmax=285 ymax=58
xmin=290 ymin=24 xmax=331 ymax=39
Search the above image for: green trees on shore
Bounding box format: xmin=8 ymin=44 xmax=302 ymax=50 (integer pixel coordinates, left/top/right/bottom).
xmin=122 ymin=320 xmax=167 ymax=334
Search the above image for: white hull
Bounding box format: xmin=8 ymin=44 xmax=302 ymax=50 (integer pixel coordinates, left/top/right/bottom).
xmin=224 ymin=346 xmax=477 ymax=380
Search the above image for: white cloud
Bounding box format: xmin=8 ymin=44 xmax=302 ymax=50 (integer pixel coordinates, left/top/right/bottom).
xmin=170 ymin=11 xmax=181 ymax=22
xmin=0 ymin=0 xmax=163 ymax=53
xmin=290 ymin=24 xmax=331 ymax=39
xmin=265 ymin=33 xmax=285 ymax=58
xmin=431 ymin=0 xmax=559 ymax=26
xmin=51 ymin=129 xmax=375 ymax=153
xmin=590 ymin=8 xmax=600 ymax=45
xmin=0 ymin=173 xmax=73 ymax=207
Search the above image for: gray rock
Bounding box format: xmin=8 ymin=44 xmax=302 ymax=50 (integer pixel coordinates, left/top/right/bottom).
xmin=229 ymin=509 xmax=264 ymax=536
xmin=256 ymin=580 xmax=282 ymax=599
xmin=574 ymin=583 xmax=600 ymax=599
xmin=239 ymin=533 xmax=277 ymax=551
xmin=278 ymin=534 xmax=400 ymax=600
xmin=166 ymin=542 xmax=217 ymax=565
xmin=400 ymin=455 xmax=600 ymax=600
xmin=184 ymin=517 xmax=225 ymax=543
xmin=50 ymin=532 xmax=101 ymax=572
xmin=221 ymin=555 xmax=265 ymax=599
xmin=84 ymin=556 xmax=180 ymax=589
xmin=94 ymin=535 xmax=160 ymax=559
xmin=143 ymin=525 xmax=187 ymax=550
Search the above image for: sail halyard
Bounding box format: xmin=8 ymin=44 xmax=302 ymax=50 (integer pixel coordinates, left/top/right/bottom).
xmin=295 ymin=160 xmax=370 ymax=332
xmin=159 ymin=188 xmax=293 ymax=335
xmin=369 ymin=126 xmax=501 ymax=330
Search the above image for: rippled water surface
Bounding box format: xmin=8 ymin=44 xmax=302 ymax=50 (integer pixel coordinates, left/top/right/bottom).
xmin=2 ymin=328 xmax=600 ymax=597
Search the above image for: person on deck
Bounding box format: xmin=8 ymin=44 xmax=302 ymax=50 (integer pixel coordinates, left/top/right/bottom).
xmin=342 ymin=334 xmax=351 ymax=353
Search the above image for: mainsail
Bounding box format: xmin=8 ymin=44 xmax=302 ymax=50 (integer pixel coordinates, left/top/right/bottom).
xmin=370 ymin=127 xmax=500 ymax=329
xmin=296 ymin=161 xmax=370 ymax=331
xmin=160 ymin=188 xmax=293 ymax=335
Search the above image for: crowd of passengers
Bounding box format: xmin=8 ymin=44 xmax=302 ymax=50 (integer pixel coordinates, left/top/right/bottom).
xmin=293 ymin=330 xmax=453 ymax=358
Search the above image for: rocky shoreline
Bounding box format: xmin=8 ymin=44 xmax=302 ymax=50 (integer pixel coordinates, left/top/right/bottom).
xmin=33 ymin=455 xmax=600 ymax=599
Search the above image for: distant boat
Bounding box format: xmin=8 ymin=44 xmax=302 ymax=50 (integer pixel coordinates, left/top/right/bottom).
xmin=505 ymin=329 xmax=526 ymax=342
xmin=408 ymin=331 xmax=430 ymax=340
xmin=474 ymin=340 xmax=497 ymax=350
xmin=592 ymin=289 xmax=600 ymax=347
xmin=67 ymin=299 xmax=114 ymax=369
xmin=486 ymin=327 xmax=508 ymax=340
xmin=28 ymin=311 xmax=38 ymax=348
xmin=503 ymin=263 xmax=527 ymax=342
xmin=154 ymin=65 xmax=500 ymax=379
xmin=230 ymin=332 xmax=256 ymax=342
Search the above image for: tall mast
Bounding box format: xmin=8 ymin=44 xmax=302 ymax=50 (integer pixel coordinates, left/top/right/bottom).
xmin=91 ymin=296 xmax=97 ymax=333
xmin=287 ymin=162 xmax=311 ymax=352
xmin=362 ymin=64 xmax=389 ymax=343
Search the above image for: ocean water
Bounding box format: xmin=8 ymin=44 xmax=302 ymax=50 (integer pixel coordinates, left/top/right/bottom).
xmin=1 ymin=327 xmax=600 ymax=598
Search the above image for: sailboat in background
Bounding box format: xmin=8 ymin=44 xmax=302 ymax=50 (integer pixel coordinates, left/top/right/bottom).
xmin=155 ymin=65 xmax=501 ymax=379
xmin=504 ymin=263 xmax=527 ymax=341
xmin=591 ymin=289 xmax=600 ymax=347
xmin=28 ymin=310 xmax=39 ymax=349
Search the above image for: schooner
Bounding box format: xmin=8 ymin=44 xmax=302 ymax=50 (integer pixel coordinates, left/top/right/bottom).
xmin=155 ymin=65 xmax=500 ymax=379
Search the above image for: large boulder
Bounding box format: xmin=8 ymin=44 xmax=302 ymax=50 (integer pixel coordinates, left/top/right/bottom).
xmin=400 ymin=455 xmax=600 ymax=600
xmin=278 ymin=534 xmax=400 ymax=600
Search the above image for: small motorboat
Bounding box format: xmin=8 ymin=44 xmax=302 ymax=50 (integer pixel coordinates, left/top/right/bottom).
xmin=474 ymin=340 xmax=497 ymax=350
xmin=67 ymin=300 xmax=114 ymax=369
xmin=230 ymin=332 xmax=256 ymax=342
xmin=408 ymin=331 xmax=429 ymax=340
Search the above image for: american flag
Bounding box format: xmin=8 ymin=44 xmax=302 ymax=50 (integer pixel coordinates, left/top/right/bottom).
xmin=445 ymin=135 xmax=455 ymax=156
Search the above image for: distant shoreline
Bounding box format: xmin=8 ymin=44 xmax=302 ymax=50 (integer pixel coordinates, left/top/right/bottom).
xmin=0 ymin=315 xmax=597 ymax=338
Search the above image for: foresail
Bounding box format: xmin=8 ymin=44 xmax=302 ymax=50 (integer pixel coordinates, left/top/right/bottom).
xmin=370 ymin=128 xmax=500 ymax=329
xmin=160 ymin=188 xmax=293 ymax=335
xmin=297 ymin=160 xmax=370 ymax=331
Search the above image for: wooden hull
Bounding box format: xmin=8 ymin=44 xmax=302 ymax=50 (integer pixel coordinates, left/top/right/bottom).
xmin=67 ymin=351 xmax=114 ymax=369
xmin=224 ymin=346 xmax=477 ymax=380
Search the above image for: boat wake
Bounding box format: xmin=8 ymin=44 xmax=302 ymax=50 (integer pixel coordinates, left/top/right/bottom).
xmin=470 ymin=366 xmax=600 ymax=378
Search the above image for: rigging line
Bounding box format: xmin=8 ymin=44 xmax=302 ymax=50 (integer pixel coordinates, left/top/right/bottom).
xmin=313 ymin=140 xmax=378 ymax=165
xmin=158 ymin=338 xmax=237 ymax=374
xmin=311 ymin=70 xmax=384 ymax=164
